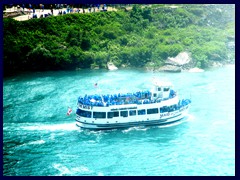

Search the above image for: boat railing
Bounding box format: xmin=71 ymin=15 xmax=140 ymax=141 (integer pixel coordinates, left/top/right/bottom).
xmin=159 ymin=99 xmax=191 ymax=113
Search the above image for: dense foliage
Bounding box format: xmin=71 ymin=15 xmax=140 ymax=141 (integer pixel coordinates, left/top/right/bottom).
xmin=3 ymin=4 xmax=235 ymax=75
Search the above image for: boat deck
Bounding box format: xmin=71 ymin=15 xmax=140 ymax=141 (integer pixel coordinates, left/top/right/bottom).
xmin=78 ymin=90 xmax=177 ymax=107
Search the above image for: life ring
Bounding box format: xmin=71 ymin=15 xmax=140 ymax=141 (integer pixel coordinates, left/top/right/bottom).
xmin=67 ymin=108 xmax=72 ymax=116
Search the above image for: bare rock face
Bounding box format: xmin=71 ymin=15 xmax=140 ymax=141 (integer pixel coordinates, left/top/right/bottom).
xmin=157 ymin=52 xmax=191 ymax=72
xmin=146 ymin=52 xmax=196 ymax=73
xmin=158 ymin=65 xmax=181 ymax=72
xmin=211 ymin=61 xmax=223 ymax=67
xmin=165 ymin=52 xmax=191 ymax=66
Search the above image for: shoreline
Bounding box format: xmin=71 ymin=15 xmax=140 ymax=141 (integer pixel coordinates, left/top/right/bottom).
xmin=3 ymin=62 xmax=235 ymax=78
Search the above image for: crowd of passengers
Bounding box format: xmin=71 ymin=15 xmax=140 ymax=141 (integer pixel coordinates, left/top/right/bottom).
xmin=160 ymin=99 xmax=191 ymax=113
xmin=78 ymin=90 xmax=177 ymax=107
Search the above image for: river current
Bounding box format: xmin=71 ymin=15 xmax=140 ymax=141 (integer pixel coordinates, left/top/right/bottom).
xmin=3 ymin=65 xmax=235 ymax=176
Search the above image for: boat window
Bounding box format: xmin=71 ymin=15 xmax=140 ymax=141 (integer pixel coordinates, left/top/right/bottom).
xmin=160 ymin=106 xmax=168 ymax=113
xmin=108 ymin=112 xmax=114 ymax=118
xmin=138 ymin=109 xmax=146 ymax=115
xmin=174 ymin=104 xmax=179 ymax=110
xmin=93 ymin=112 xmax=106 ymax=119
xmin=76 ymin=109 xmax=91 ymax=118
xmin=153 ymin=93 xmax=157 ymax=97
xmin=169 ymin=105 xmax=175 ymax=112
xmin=107 ymin=111 xmax=119 ymax=118
xmin=160 ymin=107 xmax=163 ymax=113
xmin=147 ymin=108 xmax=159 ymax=114
xmin=113 ymin=111 xmax=119 ymax=117
xmin=120 ymin=111 xmax=128 ymax=117
xmin=158 ymin=87 xmax=161 ymax=91
xmin=164 ymin=87 xmax=170 ymax=91
xmin=129 ymin=110 xmax=136 ymax=116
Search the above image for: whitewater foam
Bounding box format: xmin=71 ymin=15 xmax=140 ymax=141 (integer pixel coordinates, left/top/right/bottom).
xmin=21 ymin=123 xmax=79 ymax=131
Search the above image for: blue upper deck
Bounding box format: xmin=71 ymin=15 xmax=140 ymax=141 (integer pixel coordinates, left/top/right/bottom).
xmin=78 ymin=90 xmax=179 ymax=107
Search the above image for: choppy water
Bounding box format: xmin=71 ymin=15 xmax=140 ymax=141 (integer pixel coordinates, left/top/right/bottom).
xmin=3 ymin=66 xmax=235 ymax=176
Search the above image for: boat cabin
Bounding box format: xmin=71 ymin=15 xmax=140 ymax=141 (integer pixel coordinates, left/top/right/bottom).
xmin=150 ymin=81 xmax=174 ymax=101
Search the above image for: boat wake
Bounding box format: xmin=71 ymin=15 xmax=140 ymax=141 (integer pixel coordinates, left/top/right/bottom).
xmin=18 ymin=122 xmax=79 ymax=131
xmin=186 ymin=114 xmax=195 ymax=121
xmin=122 ymin=126 xmax=148 ymax=133
xmin=14 ymin=139 xmax=46 ymax=149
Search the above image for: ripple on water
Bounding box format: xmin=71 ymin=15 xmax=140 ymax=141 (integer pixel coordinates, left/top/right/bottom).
xmin=53 ymin=163 xmax=91 ymax=176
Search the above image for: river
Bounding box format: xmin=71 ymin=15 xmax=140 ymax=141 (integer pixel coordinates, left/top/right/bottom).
xmin=3 ymin=65 xmax=235 ymax=176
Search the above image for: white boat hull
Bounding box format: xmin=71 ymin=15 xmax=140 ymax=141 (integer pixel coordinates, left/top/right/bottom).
xmin=75 ymin=105 xmax=189 ymax=130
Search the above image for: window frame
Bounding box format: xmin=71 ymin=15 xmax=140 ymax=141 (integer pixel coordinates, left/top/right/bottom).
xmin=93 ymin=111 xmax=106 ymax=119
xmin=129 ymin=110 xmax=136 ymax=116
xmin=120 ymin=111 xmax=128 ymax=117
xmin=147 ymin=108 xmax=159 ymax=114
xmin=138 ymin=109 xmax=146 ymax=115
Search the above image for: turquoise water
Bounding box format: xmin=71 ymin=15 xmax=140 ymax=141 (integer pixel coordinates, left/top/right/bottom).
xmin=3 ymin=66 xmax=235 ymax=176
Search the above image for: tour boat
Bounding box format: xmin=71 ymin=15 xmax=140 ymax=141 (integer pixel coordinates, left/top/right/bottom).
xmin=75 ymin=79 xmax=191 ymax=130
